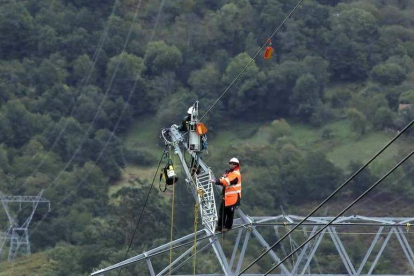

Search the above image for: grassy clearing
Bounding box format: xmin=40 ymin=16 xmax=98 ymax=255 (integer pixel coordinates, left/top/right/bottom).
xmin=120 ymin=116 xmax=414 ymax=185
xmin=0 ymin=252 xmax=55 ymax=276
xmin=109 ymin=165 xmax=159 ymax=203
xmin=123 ymin=115 xmax=164 ymax=156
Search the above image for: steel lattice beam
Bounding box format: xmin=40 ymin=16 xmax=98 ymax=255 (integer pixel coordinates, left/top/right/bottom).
xmin=90 ymin=215 xmax=414 ymax=276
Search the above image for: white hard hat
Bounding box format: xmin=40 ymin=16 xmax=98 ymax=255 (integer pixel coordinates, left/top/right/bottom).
xmin=187 ymin=106 xmax=195 ymax=114
xmin=229 ymin=157 xmax=240 ymax=164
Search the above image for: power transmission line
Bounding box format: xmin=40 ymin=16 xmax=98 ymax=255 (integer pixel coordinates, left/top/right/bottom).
xmin=238 ymin=117 xmax=414 ymax=275
xmin=262 ymin=148 xmax=414 ymax=275
xmin=117 ymin=147 xmax=166 ymax=276
xmin=199 ymin=0 xmax=306 ymax=121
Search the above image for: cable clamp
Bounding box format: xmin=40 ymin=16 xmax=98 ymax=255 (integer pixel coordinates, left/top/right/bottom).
xmin=266 ymin=38 xmax=272 ymax=45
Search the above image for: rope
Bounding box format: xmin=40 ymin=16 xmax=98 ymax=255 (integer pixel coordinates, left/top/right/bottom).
xmin=262 ymin=148 xmax=414 ymax=276
xmin=168 ymin=146 xmax=177 ymax=276
xmin=199 ymin=0 xmax=306 ymax=122
xmin=193 ymin=203 xmax=199 ymax=275
xmin=239 ymin=117 xmax=414 ymax=275
xmin=117 ymin=147 xmax=166 ymax=276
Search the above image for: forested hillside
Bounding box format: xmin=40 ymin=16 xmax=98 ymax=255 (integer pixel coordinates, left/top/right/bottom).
xmin=1 ymin=0 xmax=414 ymax=275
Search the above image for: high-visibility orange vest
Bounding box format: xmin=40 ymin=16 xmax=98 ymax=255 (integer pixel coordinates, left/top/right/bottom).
xmin=219 ymin=168 xmax=242 ymax=206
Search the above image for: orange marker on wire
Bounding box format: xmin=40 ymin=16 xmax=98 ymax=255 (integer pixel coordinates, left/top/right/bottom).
xmin=263 ymin=38 xmax=274 ymax=60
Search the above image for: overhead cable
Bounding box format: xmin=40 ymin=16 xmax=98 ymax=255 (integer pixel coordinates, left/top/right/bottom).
xmin=263 ymin=148 xmax=414 ymax=275
xmin=117 ymin=146 xmax=167 ymax=276
xmin=29 ymin=0 xmax=151 ymax=237
xmin=18 ymin=0 xmax=121 ymax=187
xmin=199 ymin=0 xmax=306 ymax=121
xmin=238 ymin=117 xmax=414 ymax=275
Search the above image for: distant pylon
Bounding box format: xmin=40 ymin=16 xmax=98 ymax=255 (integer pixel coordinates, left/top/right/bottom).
xmin=0 ymin=190 xmax=50 ymax=262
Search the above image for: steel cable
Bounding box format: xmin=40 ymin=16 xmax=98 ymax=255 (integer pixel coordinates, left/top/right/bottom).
xmin=117 ymin=146 xmax=166 ymax=276
xmin=199 ymin=0 xmax=306 ymax=122
xmin=238 ymin=117 xmax=414 ymax=275
xmin=263 ymin=148 xmax=414 ymax=275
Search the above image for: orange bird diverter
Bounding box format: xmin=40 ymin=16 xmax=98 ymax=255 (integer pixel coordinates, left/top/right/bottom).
xmin=264 ymin=46 xmax=274 ymax=60
xmin=264 ymin=38 xmax=274 ymax=60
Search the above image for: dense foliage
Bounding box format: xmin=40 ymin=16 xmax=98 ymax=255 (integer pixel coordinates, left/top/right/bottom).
xmin=1 ymin=0 xmax=414 ymax=274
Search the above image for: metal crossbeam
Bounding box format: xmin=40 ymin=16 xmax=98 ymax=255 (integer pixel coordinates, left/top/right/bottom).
xmin=91 ymin=216 xmax=414 ymax=276
xmin=1 ymin=196 xmax=50 ymax=204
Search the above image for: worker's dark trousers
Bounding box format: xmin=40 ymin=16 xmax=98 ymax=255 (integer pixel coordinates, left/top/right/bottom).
xmin=217 ymin=201 xmax=235 ymax=230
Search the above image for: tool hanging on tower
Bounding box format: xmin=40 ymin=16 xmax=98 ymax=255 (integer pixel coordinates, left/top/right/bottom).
xmin=159 ymin=147 xmax=179 ymax=192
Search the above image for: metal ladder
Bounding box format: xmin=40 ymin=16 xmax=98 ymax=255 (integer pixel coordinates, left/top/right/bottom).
xmin=194 ymin=169 xmax=217 ymax=233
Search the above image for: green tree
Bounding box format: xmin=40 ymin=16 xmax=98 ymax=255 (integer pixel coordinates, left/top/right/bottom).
xmin=207 ymin=2 xmax=255 ymax=52
xmin=0 ymin=2 xmax=35 ymax=59
xmin=112 ymin=187 xmax=170 ymax=248
xmin=46 ymin=244 xmax=82 ymax=276
xmin=373 ymin=107 xmax=394 ymax=130
xmin=0 ymin=100 xmax=52 ymax=148
xmin=156 ymin=88 xmax=197 ymax=127
xmin=348 ymin=161 xmax=376 ymax=196
xmin=331 ymin=7 xmax=378 ymax=43
xmin=399 ymin=89 xmax=414 ymax=104
xmin=290 ymin=74 xmax=320 ymax=121
xmin=144 ymin=41 xmax=183 ymax=74
xmin=36 ymin=84 xmax=76 ymax=121
xmin=92 ymin=129 xmax=125 ymax=181
xmin=269 ymin=119 xmax=291 ymax=142
xmin=347 ymin=108 xmax=367 ymax=136
xmin=73 ymin=86 xmax=108 ymax=128
xmin=106 ymin=52 xmax=147 ymax=114
xmin=263 ymin=60 xmax=305 ymax=116
xmin=326 ymin=34 xmax=369 ymax=80
xmin=188 ymin=63 xmax=221 ymax=98
xmin=70 ymin=54 xmax=97 ymax=86
xmin=222 ymin=53 xmax=263 ymax=117
xmin=259 ymin=0 xmax=285 ymax=34
xmin=300 ymin=151 xmax=343 ymax=200
xmin=371 ymin=63 xmax=406 ymax=86
xmin=35 ymin=53 xmax=68 ymax=92
xmin=42 ymin=117 xmax=85 ymax=162
xmin=0 ymin=142 xmax=9 ymax=167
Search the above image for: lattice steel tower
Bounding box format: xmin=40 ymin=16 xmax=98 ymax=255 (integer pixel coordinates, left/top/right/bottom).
xmin=0 ymin=190 xmax=50 ymax=261
xmin=90 ymin=103 xmax=414 ymax=275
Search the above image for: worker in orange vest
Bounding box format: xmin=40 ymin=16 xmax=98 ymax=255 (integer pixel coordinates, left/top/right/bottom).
xmin=213 ymin=158 xmax=242 ymax=232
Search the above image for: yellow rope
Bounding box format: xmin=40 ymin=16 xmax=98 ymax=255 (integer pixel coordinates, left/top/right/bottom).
xmin=193 ymin=202 xmax=199 ymax=275
xmin=168 ymin=146 xmax=176 ymax=276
